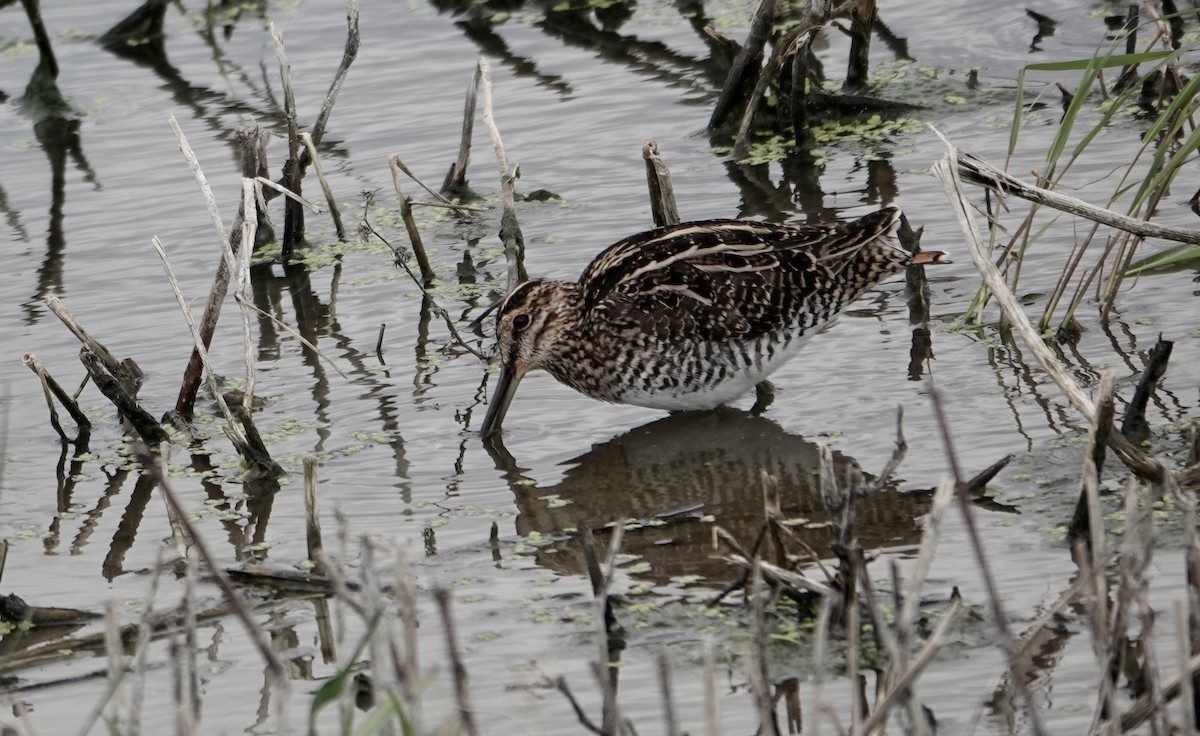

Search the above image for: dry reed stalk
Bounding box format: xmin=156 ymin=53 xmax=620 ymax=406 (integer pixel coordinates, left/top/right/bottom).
xmin=390 ymin=156 xmax=470 ymax=213
xmin=306 ymin=0 xmax=360 ymax=162
xmin=236 ymin=180 xmax=258 ymax=417
xmin=232 ymin=294 xmax=349 ymax=378
xmin=443 ymin=64 xmax=481 ymax=197
xmin=732 ymin=43 xmax=785 ymax=161
xmin=933 ymin=139 xmax=1175 ymax=487
xmin=953 ymin=149 xmax=1200 ymax=245
xmin=858 ymin=596 xmax=964 ymax=735
xmin=388 ymin=154 xmax=435 ymax=281
xmin=478 ymin=59 xmax=526 ymax=290
xmin=300 ymin=134 xmax=344 ymax=241
xmin=181 ymin=552 xmax=201 ymax=730
xmin=151 ymin=237 xmax=259 ymax=458
xmin=1174 ymin=599 xmax=1196 ymax=729
xmin=642 ymin=140 xmax=680 ymax=227
xmin=166 ymin=116 xmax=237 ymax=418
xmin=433 ymin=587 xmax=478 ymax=736
xmin=23 ymin=353 xmax=91 ymax=437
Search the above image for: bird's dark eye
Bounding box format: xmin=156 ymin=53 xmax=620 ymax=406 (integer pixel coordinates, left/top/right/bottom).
xmin=512 ymin=313 xmax=531 ymax=331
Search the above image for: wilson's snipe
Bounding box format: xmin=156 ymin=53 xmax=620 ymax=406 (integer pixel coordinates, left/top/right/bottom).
xmin=481 ymin=207 xmax=945 ymax=436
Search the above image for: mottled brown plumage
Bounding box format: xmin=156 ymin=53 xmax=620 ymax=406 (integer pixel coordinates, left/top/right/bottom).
xmin=481 ymin=207 xmax=944 ymax=436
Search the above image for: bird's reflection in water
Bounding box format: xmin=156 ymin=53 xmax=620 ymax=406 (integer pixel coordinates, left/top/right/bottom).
xmin=488 ymin=409 xmax=934 ymax=585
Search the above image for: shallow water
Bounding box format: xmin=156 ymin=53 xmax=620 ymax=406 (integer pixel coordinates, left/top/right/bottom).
xmin=1 ymin=0 xmax=1198 ymax=733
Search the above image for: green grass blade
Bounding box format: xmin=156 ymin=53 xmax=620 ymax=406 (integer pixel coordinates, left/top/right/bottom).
xmin=1123 ymin=243 xmax=1200 ymax=275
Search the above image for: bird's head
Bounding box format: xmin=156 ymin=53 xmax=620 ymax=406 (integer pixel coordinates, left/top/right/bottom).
xmin=481 ymin=280 xmax=580 ymax=437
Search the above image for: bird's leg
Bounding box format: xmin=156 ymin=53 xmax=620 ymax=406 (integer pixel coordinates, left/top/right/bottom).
xmin=750 ymin=380 xmax=775 ymax=415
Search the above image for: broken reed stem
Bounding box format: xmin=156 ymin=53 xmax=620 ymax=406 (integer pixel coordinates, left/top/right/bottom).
xmin=748 ymin=561 xmax=780 ymax=736
xmin=237 ymin=181 xmax=257 ymax=418
xmin=643 ymin=140 xmax=680 ymax=227
xmin=270 ymin=22 xmax=304 ymax=259
xmin=433 ymin=588 xmax=478 ymax=736
xmin=954 ymin=148 xmax=1200 ymax=245
xmin=394 ymin=542 xmax=421 ymax=728
xmin=303 ymin=457 xmax=325 ymax=575
xmin=23 ymin=352 xmax=91 ymax=437
xmin=167 ymin=116 xmax=230 ymax=267
xmin=307 ymin=0 xmax=359 ymax=156
xmin=478 ymin=59 xmax=526 ymax=290
xmin=79 ymin=348 xmax=167 ymax=446
xmin=167 ymin=117 xmax=236 ymax=418
xmin=43 ymin=297 xmax=124 ymax=376
xmin=443 ymin=63 xmax=482 ymax=197
xmin=388 ymin=154 xmax=436 ymax=281
xmin=1119 ymin=337 xmax=1173 ymax=443
xmin=299 ymin=133 xmax=345 ymax=241
xmin=933 ymin=138 xmax=1170 ymax=486
xmin=138 ymin=446 xmax=286 ymax=678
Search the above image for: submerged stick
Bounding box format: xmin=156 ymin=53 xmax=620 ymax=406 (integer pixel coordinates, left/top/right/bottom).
xmin=478 ymin=59 xmax=526 ymax=290
xmin=643 ymin=140 xmax=680 ymax=227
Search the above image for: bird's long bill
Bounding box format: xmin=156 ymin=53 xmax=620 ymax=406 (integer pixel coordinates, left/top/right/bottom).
xmin=480 ymin=364 xmax=524 ymax=437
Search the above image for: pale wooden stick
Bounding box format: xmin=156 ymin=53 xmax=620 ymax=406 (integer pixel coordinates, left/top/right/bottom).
xmin=150 ymin=236 xmax=249 ymax=449
xmin=478 ymin=59 xmax=525 ymax=290
xmin=954 ymin=148 xmax=1200 ymax=245
xmin=643 ymin=140 xmax=680 ymax=227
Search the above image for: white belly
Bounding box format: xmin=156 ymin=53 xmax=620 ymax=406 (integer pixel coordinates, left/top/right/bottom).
xmin=613 ymin=332 xmax=814 ymax=411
